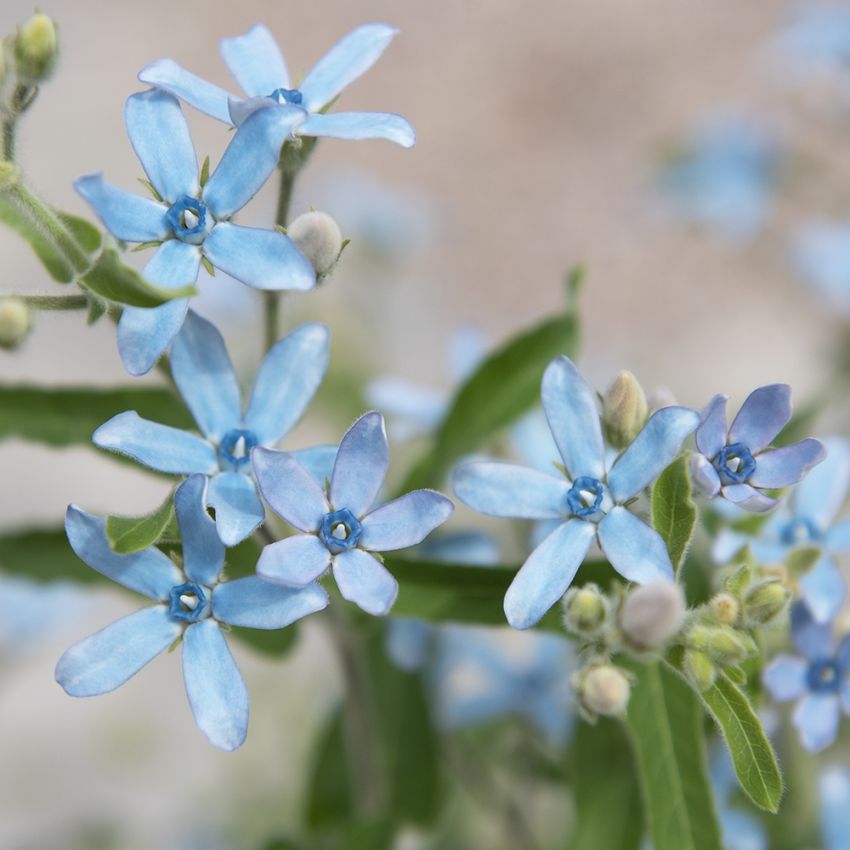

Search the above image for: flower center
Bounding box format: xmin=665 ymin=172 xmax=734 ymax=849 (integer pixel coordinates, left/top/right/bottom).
xmin=218 ymin=428 xmax=259 ymax=471
xmin=807 ymin=659 xmax=842 ymax=693
xmin=320 ymin=508 xmax=363 ymax=554
xmin=714 ymin=442 xmax=756 ymax=484
xmin=566 ymin=476 xmax=606 ymax=519
xmin=780 ymin=517 xmax=819 ymax=546
xmin=269 ymin=87 xmax=304 ymax=106
xmin=166 ymin=196 xmax=210 ymax=244
xmin=168 ymin=581 xmax=210 ymax=623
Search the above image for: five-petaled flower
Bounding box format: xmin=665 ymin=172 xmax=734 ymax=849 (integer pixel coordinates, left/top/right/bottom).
xmin=763 ymin=600 xmax=850 ymax=752
xmin=691 ymin=384 xmax=825 ymax=513
xmin=453 ymin=355 xmax=700 ymax=630
xmin=93 ymin=310 xmax=332 ymax=546
xmin=76 ymin=89 xmax=315 ymax=375
xmin=55 ymin=475 xmax=328 ymax=751
xmin=252 ymin=411 xmax=454 ymax=616
xmin=139 ymin=23 xmax=414 ymax=148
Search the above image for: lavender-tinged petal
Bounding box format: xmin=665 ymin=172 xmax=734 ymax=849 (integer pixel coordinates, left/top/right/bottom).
xmin=299 ymin=112 xmax=414 ymax=147
xmin=74 ymin=174 xmax=168 ymax=243
xmin=332 ymin=548 xmax=398 ymax=616
xmin=728 ymin=384 xmax=792 ymax=454
xmin=800 ymin=556 xmax=846 ymax=624
xmin=138 ymin=59 xmax=233 ymax=124
xmin=791 ymin=599 xmax=836 ymax=660
xmin=360 ymin=490 xmax=454 ymax=551
xmin=175 ymin=475 xmax=225 ymax=585
xmin=795 ymin=437 xmax=850 ymax=530
xmin=206 ymin=472 xmax=265 ymax=546
xmin=56 ymin=606 xmax=179 ymax=696
xmin=837 ymin=634 xmax=850 ymax=674
xmin=504 ymin=520 xmax=596 ymax=630
xmin=721 ymin=483 xmax=779 ymax=513
xmin=220 ymin=23 xmax=289 ymax=97
xmin=597 ymin=506 xmax=674 ymax=584
xmin=762 ymin=654 xmax=808 ymax=702
xmin=290 ymin=445 xmax=337 ymax=487
xmin=252 ymin=448 xmax=329 ymax=532
xmin=93 ymin=411 xmax=216 ymax=475
xmin=65 ymin=506 xmax=181 ymax=600
xmin=691 ymin=453 xmax=722 ymax=498
xmin=256 ymin=534 xmax=331 ymax=586
xmin=330 ymin=412 xmax=389 ymax=518
xmin=212 ymin=576 xmax=328 ymax=629
xmin=244 ymin=323 xmax=330 ymax=444
xmin=793 ymin=692 xmax=841 ymax=752
xmin=826 ymin=518 xmax=850 ymax=552
xmin=749 ymin=439 xmax=826 ymax=489
xmin=182 ymin=620 xmax=248 ymax=751
xmin=453 ymin=461 xmax=569 ymax=520
xmin=695 ymin=394 xmax=728 ymax=459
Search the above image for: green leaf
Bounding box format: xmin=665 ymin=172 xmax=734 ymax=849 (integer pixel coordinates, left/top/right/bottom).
xmin=80 ymin=248 xmax=196 ymax=307
xmin=305 ymin=707 xmax=355 ymax=829
xmin=0 ymin=384 xmax=193 ymax=448
xmin=623 ymin=660 xmax=724 ymax=850
xmin=0 ymin=527 xmax=98 ymax=584
xmin=651 ymin=454 xmax=697 ymax=574
xmin=105 ymin=489 xmax=176 ymax=554
xmin=56 ymin=211 xmax=102 ymax=254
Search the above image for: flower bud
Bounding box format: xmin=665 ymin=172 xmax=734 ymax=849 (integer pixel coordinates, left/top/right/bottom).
xmin=709 ymin=592 xmax=739 ymax=625
xmin=287 ymin=211 xmax=343 ymax=277
xmin=685 ymin=623 xmax=751 ymax=666
xmin=743 ymin=579 xmax=790 ymax=625
xmin=602 ymin=371 xmax=648 ymax=449
xmin=619 ymin=581 xmax=686 ymax=651
xmin=683 ymin=649 xmax=716 ymax=692
xmin=578 ymin=664 xmax=631 ymax=717
xmin=14 ymin=14 xmax=58 ymax=83
xmin=563 ymin=584 xmax=608 ymax=636
xmin=0 ymin=297 xmax=31 ymax=350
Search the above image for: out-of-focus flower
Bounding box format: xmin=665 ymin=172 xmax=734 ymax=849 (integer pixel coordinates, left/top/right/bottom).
xmin=76 ymin=89 xmax=314 ymax=375
xmin=454 ymin=356 xmax=699 ymax=629
xmin=55 ymin=475 xmax=328 ymax=751
xmin=763 ymin=600 xmax=850 ymax=752
xmin=253 ymin=412 xmax=453 ymax=616
xmin=691 ymin=385 xmax=825 ymax=513
xmin=140 ymin=23 xmax=414 ymax=147
xmin=820 ymin=764 xmax=850 ymax=850
xmin=793 ymin=219 xmax=850 ymax=317
xmin=772 ymin=2 xmax=850 ymax=84
xmin=94 ymin=311 xmax=333 ymax=546
xmin=711 ymin=748 xmax=767 ymax=850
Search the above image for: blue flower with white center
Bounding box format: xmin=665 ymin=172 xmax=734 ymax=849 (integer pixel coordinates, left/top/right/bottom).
xmin=713 ymin=437 xmax=850 ymax=623
xmin=763 ymin=600 xmax=850 ymax=752
xmin=76 ymin=89 xmax=315 ymax=376
xmin=691 ymin=385 xmax=826 ymax=513
xmin=453 ymin=355 xmax=700 ymax=630
xmin=55 ymin=475 xmax=328 ymax=751
xmin=252 ymin=411 xmax=454 ymax=616
xmin=139 ymin=23 xmax=414 ymax=148
xmin=793 ymin=218 xmax=850 ymax=317
xmin=93 ymin=310 xmax=333 ymax=546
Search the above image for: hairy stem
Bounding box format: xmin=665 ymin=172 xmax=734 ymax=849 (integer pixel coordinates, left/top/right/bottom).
xmin=263 ymin=167 xmax=297 ymax=352
xmin=2 ymin=118 xmax=14 ymax=162
xmin=18 ymin=294 xmax=88 ymax=310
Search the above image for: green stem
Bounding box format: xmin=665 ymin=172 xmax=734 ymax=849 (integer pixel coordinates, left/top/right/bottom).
xmin=2 ymin=118 xmax=14 ymax=162
xmin=263 ymin=168 xmax=298 ymax=352
xmin=18 ymin=294 xmax=89 ymax=310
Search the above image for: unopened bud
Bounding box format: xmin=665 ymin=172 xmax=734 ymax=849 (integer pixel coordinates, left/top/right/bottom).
xmin=683 ymin=649 xmax=716 ymax=692
xmin=0 ymin=297 xmax=31 ymax=349
xmin=709 ymin=592 xmax=739 ymax=625
xmin=743 ymin=579 xmax=790 ymax=625
xmin=602 ymin=370 xmax=648 ymax=449
xmin=287 ymin=211 xmax=343 ymax=277
xmin=686 ymin=623 xmax=751 ymax=666
xmin=14 ymin=14 xmax=58 ymax=83
xmin=563 ymin=584 xmax=607 ymax=635
xmin=619 ymin=581 xmax=686 ymax=650
xmin=579 ymin=664 xmax=631 ymax=717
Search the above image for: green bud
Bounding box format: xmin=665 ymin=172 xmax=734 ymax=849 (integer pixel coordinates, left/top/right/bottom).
xmin=0 ymin=161 xmax=19 ymax=189
xmin=287 ymin=211 xmax=343 ymax=277
xmin=743 ymin=579 xmax=791 ymax=625
xmin=619 ymin=581 xmax=686 ymax=651
xmin=709 ymin=592 xmax=740 ymax=625
xmin=602 ymin=370 xmax=648 ymax=449
xmin=683 ymin=649 xmax=716 ymax=692
xmin=685 ymin=623 xmax=752 ymax=666
xmin=562 ymin=584 xmax=607 ymax=636
xmin=578 ymin=664 xmax=631 ymax=717
xmin=14 ymin=14 xmax=58 ymax=83
xmin=0 ymin=296 xmax=31 ymax=349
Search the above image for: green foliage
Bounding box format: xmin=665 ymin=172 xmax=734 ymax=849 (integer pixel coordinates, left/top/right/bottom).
xmin=0 ymin=526 xmax=97 ymax=584
xmin=56 ymin=211 xmax=102 ymax=254
xmin=652 ymin=453 xmax=697 ymax=574
xmin=305 ymin=708 xmax=353 ymax=829
xmin=105 ymin=489 xmax=176 ymax=554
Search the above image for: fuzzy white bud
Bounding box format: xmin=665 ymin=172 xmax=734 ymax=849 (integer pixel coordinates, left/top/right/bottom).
xmin=287 ymin=211 xmax=343 ymax=276
xmin=580 ymin=665 xmax=631 ymax=716
xmin=0 ymin=297 xmax=31 ymax=350
xmin=619 ymin=581 xmax=686 ymax=650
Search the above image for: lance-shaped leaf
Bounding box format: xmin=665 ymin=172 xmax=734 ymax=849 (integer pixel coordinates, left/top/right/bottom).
xmin=105 ymin=489 xmax=177 ymax=554
xmin=652 ymin=453 xmax=698 ymax=574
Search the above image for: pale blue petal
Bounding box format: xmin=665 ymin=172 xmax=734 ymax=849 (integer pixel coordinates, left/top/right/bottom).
xmin=170 ymin=310 xmax=242 ymax=442
xmin=65 ymin=506 xmax=181 ymax=599
xmin=453 ymin=461 xmax=569 ymax=519
xmin=819 ymin=766 xmax=850 ymax=850
xmin=220 ymin=24 xmax=289 ymax=96
xmin=244 ymin=323 xmax=330 ymax=444
xmin=138 ymin=59 xmax=233 ymax=124
xmin=252 ymin=448 xmax=329 ymax=532
xmin=729 ymin=384 xmax=792 ymax=454
xmin=837 ymin=635 xmax=850 ymax=673
xmin=74 ymin=173 xmax=168 ymax=242
xmin=597 ymin=506 xmax=674 ymax=583
xmin=206 ymin=472 xmax=265 ymax=546
xmin=762 ymin=654 xmax=808 ymax=701
xmin=56 ymin=606 xmax=179 ymax=696
xmin=541 ymin=356 xmax=605 ymax=480
xmin=793 ymin=692 xmax=841 ymax=752
xmin=299 ymin=112 xmax=414 ymax=147
xmin=791 ymin=599 xmax=835 ymax=659
xmin=721 ymin=483 xmax=779 ymax=513
xmin=511 ymin=410 xmax=560 ymax=474
xmin=503 ymin=520 xmax=595 ymax=630
xmin=256 ymin=533 xmax=330 ymax=586
xmin=332 ymin=547 xmax=398 ymax=615
xmin=711 ymin=528 xmax=750 ymax=564
xmin=182 ymin=620 xmax=247 ymax=751
xmin=93 ymin=411 xmax=216 ymax=475
xmin=418 ymin=531 xmax=501 ymax=566
xmin=695 ymin=394 xmax=728 ymax=459
xmin=175 ymin=475 xmax=225 ymax=585
xmin=749 ymin=439 xmax=826 ymax=489
xmin=448 ymin=325 xmax=487 ymax=382
xmin=360 ymin=490 xmax=454 ymax=551
xmin=608 ymin=406 xmax=700 ymax=502
xmin=212 ymin=576 xmax=328 ymax=628
xmin=299 ymin=23 xmax=398 ymax=112
xmin=125 ymin=90 xmax=198 ymax=203
xmin=330 ymin=412 xmax=389 ymax=517
xmin=203 ymin=223 xmax=315 ymax=291
xmin=720 ymin=810 xmax=768 ymax=850
xmin=795 ymin=437 xmax=850 ymax=530
xmin=826 ymin=518 xmax=850 ymax=552
xmin=290 ymin=445 xmax=337 ymax=486
xmin=800 ymin=557 xmax=846 ymax=624
xmin=385 ymin=619 xmax=432 ymax=672
xmin=203 ymin=105 xmax=304 ymax=218
xmin=364 ymin=377 xmax=444 ymax=439
xmin=691 ymin=453 xmax=721 ymax=497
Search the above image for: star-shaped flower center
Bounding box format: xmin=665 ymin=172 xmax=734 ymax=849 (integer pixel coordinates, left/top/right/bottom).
xmin=166 ymin=195 xmax=211 ymax=244
xmin=714 ymin=442 xmax=757 ymax=484
xmin=218 ymin=428 xmax=259 ymax=472
xmin=781 ymin=517 xmax=819 ymax=546
xmin=807 ymin=658 xmax=842 ymax=693
xmin=320 ymin=508 xmax=363 ymax=554
xmin=566 ymin=476 xmax=606 ymax=520
xmin=269 ymin=87 xmax=304 ymax=106
xmin=168 ymin=581 xmax=210 ymax=623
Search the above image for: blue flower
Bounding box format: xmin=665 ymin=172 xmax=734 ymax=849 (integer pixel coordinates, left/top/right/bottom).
xmin=76 ymin=89 xmax=315 ymax=375
xmin=252 ymin=411 xmax=454 ymax=616
xmin=773 ymin=3 xmax=850 ymax=83
xmin=139 ymin=23 xmax=414 ymax=148
xmin=453 ymin=355 xmax=700 ymax=629
xmin=820 ymin=765 xmax=850 ymax=850
xmin=94 ymin=310 xmax=332 ymax=546
xmin=55 ymin=475 xmax=328 ymax=751
xmin=713 ymin=437 xmax=850 ymax=622
xmin=691 ymin=385 xmax=826 ymax=513
xmin=793 ymin=218 xmax=850 ymax=317
xmin=710 ymin=747 xmax=768 ymax=850
xmin=763 ymin=600 xmax=850 ymax=752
